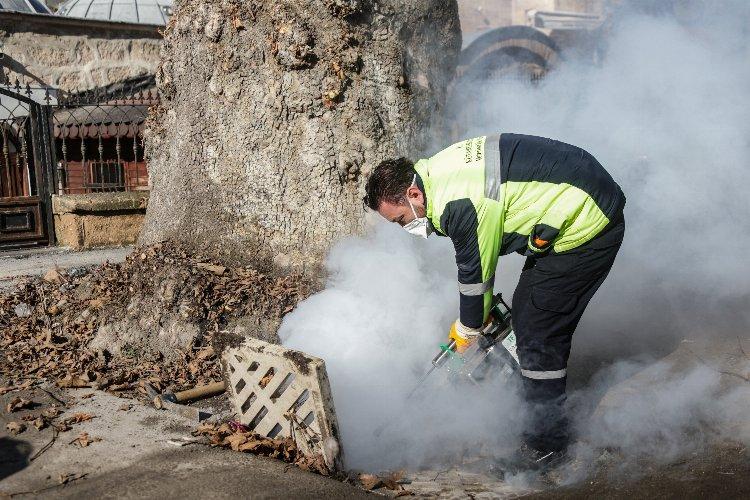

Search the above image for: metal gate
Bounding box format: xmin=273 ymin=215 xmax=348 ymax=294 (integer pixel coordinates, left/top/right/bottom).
xmin=0 ymin=85 xmax=56 ymax=248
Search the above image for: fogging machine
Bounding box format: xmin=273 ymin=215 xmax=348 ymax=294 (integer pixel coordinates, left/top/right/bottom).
xmin=407 ymin=293 xmax=520 ymax=399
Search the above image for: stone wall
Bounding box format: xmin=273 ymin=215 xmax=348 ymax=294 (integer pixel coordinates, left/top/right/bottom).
xmin=0 ymin=11 xmax=162 ymax=91
xmin=52 ymin=192 xmax=148 ymax=249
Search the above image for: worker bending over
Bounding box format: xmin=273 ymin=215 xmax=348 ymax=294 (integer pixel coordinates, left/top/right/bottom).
xmin=364 ymin=134 xmax=625 ymax=469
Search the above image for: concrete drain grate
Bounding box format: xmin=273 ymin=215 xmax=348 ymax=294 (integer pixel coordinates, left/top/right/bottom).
xmin=222 ymin=338 xmax=342 ymax=470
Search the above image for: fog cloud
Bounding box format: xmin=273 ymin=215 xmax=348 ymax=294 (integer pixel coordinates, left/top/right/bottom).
xmin=280 ymin=3 xmax=750 ymax=472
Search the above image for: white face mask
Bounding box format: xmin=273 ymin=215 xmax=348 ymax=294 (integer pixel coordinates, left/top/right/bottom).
xmin=403 ymin=175 xmax=433 ymax=239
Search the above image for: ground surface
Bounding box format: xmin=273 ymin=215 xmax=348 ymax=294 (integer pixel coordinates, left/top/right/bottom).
xmin=0 ymin=385 xmax=370 ymax=499
xmin=523 ymin=444 xmax=750 ymax=500
xmin=0 ymin=246 xmax=131 ymax=288
xmin=2 ymin=248 xmax=749 ymax=498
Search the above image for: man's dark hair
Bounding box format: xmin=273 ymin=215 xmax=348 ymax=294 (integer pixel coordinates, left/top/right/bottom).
xmin=364 ymin=157 xmax=415 ymax=210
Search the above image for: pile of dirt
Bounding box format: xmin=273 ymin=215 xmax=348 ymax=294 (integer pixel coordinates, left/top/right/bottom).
xmin=0 ymin=242 xmax=311 ymax=396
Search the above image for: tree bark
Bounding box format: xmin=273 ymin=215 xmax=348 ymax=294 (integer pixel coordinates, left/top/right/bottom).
xmin=142 ymin=0 xmax=461 ymax=275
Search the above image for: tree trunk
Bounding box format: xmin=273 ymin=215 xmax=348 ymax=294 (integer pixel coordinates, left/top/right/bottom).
xmin=141 ymin=0 xmax=461 ymax=275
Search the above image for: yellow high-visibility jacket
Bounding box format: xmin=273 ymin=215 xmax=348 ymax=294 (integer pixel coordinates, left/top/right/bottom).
xmin=414 ymin=134 xmax=625 ymax=328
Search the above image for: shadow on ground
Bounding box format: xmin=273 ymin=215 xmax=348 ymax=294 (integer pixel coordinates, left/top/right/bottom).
xmin=0 ymin=437 xmax=32 ymax=481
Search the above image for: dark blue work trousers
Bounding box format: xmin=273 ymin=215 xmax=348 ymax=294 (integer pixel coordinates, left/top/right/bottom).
xmin=512 ymin=210 xmax=625 ymax=453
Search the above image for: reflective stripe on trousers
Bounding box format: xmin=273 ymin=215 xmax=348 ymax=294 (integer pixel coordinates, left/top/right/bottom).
xmin=520 ymin=368 xmax=567 ymax=380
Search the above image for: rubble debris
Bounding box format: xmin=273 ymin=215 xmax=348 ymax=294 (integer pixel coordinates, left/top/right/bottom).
xmin=194 ymin=422 xmax=330 ymax=476
xmin=14 ymin=302 xmax=31 ymax=317
xmin=0 ymin=241 xmax=311 ymax=397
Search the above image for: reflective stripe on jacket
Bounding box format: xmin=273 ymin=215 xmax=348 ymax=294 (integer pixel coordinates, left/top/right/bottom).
xmin=413 ymin=133 xmax=625 ymax=329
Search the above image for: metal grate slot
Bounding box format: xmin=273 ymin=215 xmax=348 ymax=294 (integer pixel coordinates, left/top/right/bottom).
xmin=258 ymin=367 xmax=275 ymax=388
xmin=270 ymin=373 xmax=295 ymax=402
xmin=302 ymin=411 xmax=315 ymax=427
xmin=267 ymin=423 xmax=283 ymax=439
xmin=234 ymin=378 xmax=246 ymax=393
xmin=248 ymin=406 xmax=268 ymax=431
xmin=240 ymin=392 xmax=256 ymax=414
xmin=289 ymin=389 xmax=310 ymax=413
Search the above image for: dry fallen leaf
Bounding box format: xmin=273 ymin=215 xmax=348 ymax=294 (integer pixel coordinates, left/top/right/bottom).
xmin=232 ymin=17 xmax=245 ymax=30
xmin=0 ymin=380 xmax=34 ymax=396
xmin=68 ymin=412 xmax=95 ymax=424
xmin=69 ymin=432 xmax=101 ymax=448
xmin=56 ymin=421 xmax=72 ymax=432
xmin=88 ymin=298 xmax=104 ymax=308
xmin=6 ymin=422 xmax=26 ymax=435
xmin=58 ymin=374 xmax=90 ymax=388
xmin=195 ymin=262 xmax=226 ymax=275
xmin=43 ymin=269 xmax=64 ymax=284
xmin=359 ymin=473 xmax=382 ymax=490
xmin=196 ymin=347 xmax=215 ymax=361
xmin=395 ymin=490 xmax=414 ymax=497
xmin=42 ymin=407 xmax=62 ymax=418
xmin=59 ymin=472 xmax=87 ymax=485
xmin=32 ymin=417 xmax=47 ymax=430
xmin=382 ymin=470 xmax=407 ymax=491
xmin=5 ymin=397 xmax=33 ymax=413
xmin=223 ymin=433 xmax=248 ymax=451
xmin=258 ymin=368 xmax=275 ymax=389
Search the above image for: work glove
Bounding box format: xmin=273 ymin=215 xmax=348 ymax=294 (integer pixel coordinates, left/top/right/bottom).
xmin=448 ymin=320 xmax=481 ymax=354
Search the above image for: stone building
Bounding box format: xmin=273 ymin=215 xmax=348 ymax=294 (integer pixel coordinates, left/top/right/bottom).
xmin=0 ymin=0 xmax=167 ymax=92
xmin=56 ymin=0 xmax=172 ymax=25
xmin=0 ymin=1 xmax=168 ymax=249
xmin=458 ymin=0 xmax=606 ymax=49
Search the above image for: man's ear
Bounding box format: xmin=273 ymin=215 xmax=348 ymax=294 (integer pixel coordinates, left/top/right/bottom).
xmin=406 ymin=184 xmax=423 ymax=204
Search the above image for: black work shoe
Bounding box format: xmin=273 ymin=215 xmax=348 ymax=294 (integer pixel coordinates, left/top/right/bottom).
xmin=525 ymin=446 xmax=569 ymax=472
xmin=489 ymin=444 xmax=569 ymax=477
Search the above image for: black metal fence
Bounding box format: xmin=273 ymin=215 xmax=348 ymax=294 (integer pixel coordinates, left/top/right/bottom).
xmin=0 ymin=78 xmax=156 ymax=248
xmin=53 ymin=79 xmax=155 ymax=194
xmin=0 ymin=82 xmax=56 ymax=247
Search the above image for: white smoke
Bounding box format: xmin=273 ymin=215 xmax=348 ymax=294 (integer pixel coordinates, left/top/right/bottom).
xmin=280 ymin=221 xmax=526 ymax=470
xmin=457 ymin=5 xmax=750 ymax=361
xmin=281 ymin=3 xmax=750 ymax=473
